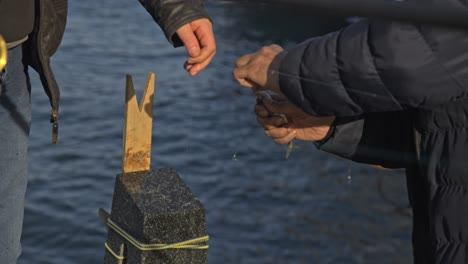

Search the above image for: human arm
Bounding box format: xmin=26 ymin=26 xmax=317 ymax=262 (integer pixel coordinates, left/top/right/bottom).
xmin=255 ymin=91 xmax=335 ymax=143
xmin=279 ymin=19 xmax=468 ymax=116
xmin=235 ymin=19 xmax=468 ymax=116
xmin=316 ymin=112 xmax=415 ymax=169
xmin=138 ymin=0 xmax=216 ymax=75
xmin=257 ymin=95 xmax=415 ymax=168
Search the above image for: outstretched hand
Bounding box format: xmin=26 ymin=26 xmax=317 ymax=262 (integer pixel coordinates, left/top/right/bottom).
xmin=233 ymin=45 xmax=286 ymax=93
xmin=255 ymin=92 xmax=335 ymax=144
xmin=176 ymin=18 xmax=216 ymax=76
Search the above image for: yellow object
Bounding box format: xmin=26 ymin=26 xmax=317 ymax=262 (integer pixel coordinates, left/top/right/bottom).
xmin=122 ymin=73 xmax=155 ymax=174
xmin=0 ymin=35 xmax=7 ymax=71
xmin=104 ymin=218 xmax=209 ymax=260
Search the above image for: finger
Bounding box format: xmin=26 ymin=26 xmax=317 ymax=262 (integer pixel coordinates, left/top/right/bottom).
xmin=263 ymin=98 xmax=301 ymax=115
xmin=186 ymin=45 xmax=216 ymax=65
xmin=274 ymin=130 xmax=297 ymax=145
xmin=176 ymin=24 xmax=201 ymax=57
xmin=235 ymin=54 xmax=252 ymax=68
xmin=269 ymin=93 xmax=288 ymax=102
xmin=257 ymin=116 xmax=288 ymax=130
xmin=184 ymin=62 xmax=193 ymax=71
xmin=269 ymin=44 xmax=285 ymax=53
xmin=236 ymin=78 xmax=255 ymax=88
xmin=264 ymin=127 xmax=291 ymax=139
xmin=186 ymin=20 xmax=216 ymax=65
xmin=233 ymin=66 xmax=255 ymax=87
xmin=254 ymin=104 xmax=270 ymax=118
xmin=189 ymin=52 xmax=216 ymax=76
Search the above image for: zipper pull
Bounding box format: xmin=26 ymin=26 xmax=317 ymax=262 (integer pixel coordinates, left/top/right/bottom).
xmin=50 ymin=110 xmax=59 ymax=144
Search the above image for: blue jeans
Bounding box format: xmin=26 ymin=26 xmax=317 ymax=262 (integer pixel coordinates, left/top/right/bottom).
xmin=0 ymin=45 xmax=31 ymax=264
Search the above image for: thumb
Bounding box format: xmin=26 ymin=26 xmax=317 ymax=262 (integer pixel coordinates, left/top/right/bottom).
xmin=176 ymin=24 xmax=201 ymax=57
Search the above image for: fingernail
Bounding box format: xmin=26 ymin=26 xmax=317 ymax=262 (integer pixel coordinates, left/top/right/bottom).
xmin=191 ymin=66 xmax=199 ymax=75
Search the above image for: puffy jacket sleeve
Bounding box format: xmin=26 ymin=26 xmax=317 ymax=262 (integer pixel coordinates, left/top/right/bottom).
xmin=315 ymin=111 xmax=415 ymax=169
xmin=138 ymin=0 xmax=210 ymax=47
xmin=279 ymin=19 xmax=468 ymax=117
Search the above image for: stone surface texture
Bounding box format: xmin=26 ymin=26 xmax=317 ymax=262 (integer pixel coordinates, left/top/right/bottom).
xmin=104 ymin=168 xmax=207 ymax=264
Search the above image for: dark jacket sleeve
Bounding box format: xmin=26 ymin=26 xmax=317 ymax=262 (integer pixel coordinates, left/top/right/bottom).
xmin=279 ymin=19 xmax=468 ymax=117
xmin=137 ymin=0 xmax=210 ymax=47
xmin=315 ymin=111 xmax=415 ymax=169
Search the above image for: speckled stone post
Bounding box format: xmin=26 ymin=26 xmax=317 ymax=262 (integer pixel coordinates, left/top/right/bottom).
xmin=103 ymin=168 xmax=207 ymax=264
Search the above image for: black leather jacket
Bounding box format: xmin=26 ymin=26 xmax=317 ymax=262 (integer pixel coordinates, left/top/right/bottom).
xmin=25 ymin=0 xmax=209 ymax=143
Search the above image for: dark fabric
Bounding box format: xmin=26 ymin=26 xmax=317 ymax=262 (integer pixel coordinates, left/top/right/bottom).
xmin=279 ymin=19 xmax=468 ymax=117
xmin=317 ymin=112 xmax=415 ymax=168
xmin=0 ymin=0 xmax=34 ymax=43
xmin=21 ymin=0 xmax=210 ymax=142
xmin=137 ymin=0 xmax=210 ymax=47
xmin=414 ymin=99 xmax=468 ymax=264
xmin=316 ymin=104 xmax=468 ymax=263
xmin=24 ymin=0 xmax=68 ymax=115
xmin=314 ymin=116 xmax=364 ymax=158
xmin=279 ymin=3 xmax=468 ymax=263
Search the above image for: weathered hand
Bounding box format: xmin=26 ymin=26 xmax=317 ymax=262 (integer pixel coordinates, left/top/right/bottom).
xmin=176 ymin=18 xmax=216 ymax=76
xmin=233 ymin=45 xmax=286 ymax=93
xmin=255 ymin=92 xmax=335 ymax=144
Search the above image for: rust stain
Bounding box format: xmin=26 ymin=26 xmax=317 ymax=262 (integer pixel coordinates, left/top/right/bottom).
xmin=123 ymin=146 xmax=151 ymax=173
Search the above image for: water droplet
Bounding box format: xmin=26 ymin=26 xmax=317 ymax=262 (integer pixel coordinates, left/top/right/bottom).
xmin=347 ymin=165 xmax=352 ymax=185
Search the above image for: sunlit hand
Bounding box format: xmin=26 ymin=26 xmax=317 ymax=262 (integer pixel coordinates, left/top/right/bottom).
xmin=255 ymin=92 xmax=335 ymax=144
xmin=233 ymin=44 xmax=286 ymax=93
xmin=176 ymin=18 xmax=216 ymax=76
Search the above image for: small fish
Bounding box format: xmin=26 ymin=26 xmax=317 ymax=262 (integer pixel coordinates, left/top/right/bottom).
xmin=285 ymin=141 xmax=300 ymax=160
xmin=256 ymin=91 xmax=298 ymax=160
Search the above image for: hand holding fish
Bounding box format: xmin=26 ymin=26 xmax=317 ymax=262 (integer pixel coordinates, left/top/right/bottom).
xmin=256 ymin=92 xmax=336 ymax=144
xmin=233 ymin=44 xmax=286 ymax=93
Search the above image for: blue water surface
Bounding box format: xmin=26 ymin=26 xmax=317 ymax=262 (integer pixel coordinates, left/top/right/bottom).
xmin=20 ymin=1 xmax=411 ymax=263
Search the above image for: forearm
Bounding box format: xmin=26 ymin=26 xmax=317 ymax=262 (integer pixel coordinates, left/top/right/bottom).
xmin=279 ymin=19 xmax=468 ymax=117
xmin=316 ymin=111 xmax=415 ymax=168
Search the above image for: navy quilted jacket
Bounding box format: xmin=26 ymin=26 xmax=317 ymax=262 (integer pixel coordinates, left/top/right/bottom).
xmin=279 ymin=4 xmax=468 ymax=264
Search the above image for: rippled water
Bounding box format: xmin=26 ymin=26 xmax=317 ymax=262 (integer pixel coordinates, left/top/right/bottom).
xmin=19 ymin=1 xmax=411 ymax=263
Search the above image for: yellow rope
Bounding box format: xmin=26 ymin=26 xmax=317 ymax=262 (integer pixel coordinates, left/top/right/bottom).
xmin=104 ymin=242 xmax=125 ymax=260
xmin=104 ymin=218 xmax=209 ymax=260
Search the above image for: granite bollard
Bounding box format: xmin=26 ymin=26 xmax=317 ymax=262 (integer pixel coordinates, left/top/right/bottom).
xmin=103 ymin=169 xmax=207 ymax=263
xmin=101 ymin=73 xmax=208 ymax=263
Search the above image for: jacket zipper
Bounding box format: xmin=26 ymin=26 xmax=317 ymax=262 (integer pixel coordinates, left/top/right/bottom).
xmin=50 ymin=109 xmax=59 ymax=144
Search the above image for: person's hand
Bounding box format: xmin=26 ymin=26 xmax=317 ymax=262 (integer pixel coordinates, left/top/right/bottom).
xmin=233 ymin=45 xmax=286 ymax=93
xmin=255 ymin=92 xmax=335 ymax=144
xmin=176 ymin=18 xmax=216 ymax=76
